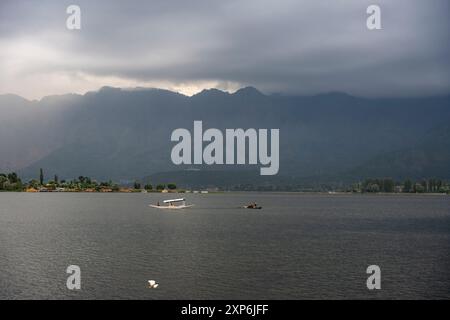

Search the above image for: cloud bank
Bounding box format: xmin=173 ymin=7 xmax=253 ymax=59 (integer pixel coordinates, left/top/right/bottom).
xmin=0 ymin=0 xmax=449 ymax=99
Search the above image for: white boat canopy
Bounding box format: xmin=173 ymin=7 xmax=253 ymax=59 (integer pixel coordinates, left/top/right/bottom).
xmin=163 ymin=198 xmax=185 ymax=203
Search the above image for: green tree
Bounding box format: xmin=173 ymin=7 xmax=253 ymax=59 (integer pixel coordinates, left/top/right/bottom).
xmin=39 ymin=168 xmax=44 ymax=185
xmin=0 ymin=175 xmax=7 ymax=190
xmin=436 ymin=180 xmax=442 ymax=191
xmin=167 ymin=183 xmax=177 ymax=190
xmin=156 ymin=184 xmax=165 ymax=191
xmin=368 ymin=183 xmax=380 ymax=193
xmin=7 ymin=172 xmax=18 ymax=184
xmin=362 ymin=179 xmax=380 ymax=193
xmin=382 ymin=178 xmax=394 ymax=193
xmin=421 ymin=180 xmax=428 ymax=192
xmin=351 ymin=182 xmax=362 ymax=193
xmin=134 ymin=181 xmax=141 ymax=190
xmin=28 ymin=179 xmax=40 ymax=189
xmin=144 ymin=184 xmax=153 ymax=191
xmin=414 ymin=183 xmax=425 ymax=193
xmin=403 ymin=179 xmax=412 ymax=193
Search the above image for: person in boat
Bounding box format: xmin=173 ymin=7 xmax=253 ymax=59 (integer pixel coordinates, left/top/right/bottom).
xmin=157 ymin=201 xmax=160 ymax=206
xmin=247 ymin=202 xmax=257 ymax=208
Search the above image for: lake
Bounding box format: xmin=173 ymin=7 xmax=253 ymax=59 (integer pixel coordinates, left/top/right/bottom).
xmin=0 ymin=192 xmax=449 ymax=299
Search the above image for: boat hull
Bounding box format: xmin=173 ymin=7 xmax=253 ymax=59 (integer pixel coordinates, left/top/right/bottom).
xmin=149 ymin=205 xmax=194 ymax=209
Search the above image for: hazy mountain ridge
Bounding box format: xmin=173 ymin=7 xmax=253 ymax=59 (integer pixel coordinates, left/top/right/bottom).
xmin=0 ymin=87 xmax=449 ymax=185
xmin=345 ymin=123 xmax=450 ymax=180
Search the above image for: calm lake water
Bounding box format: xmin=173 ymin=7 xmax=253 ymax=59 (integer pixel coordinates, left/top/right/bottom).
xmin=0 ymin=192 xmax=449 ymax=299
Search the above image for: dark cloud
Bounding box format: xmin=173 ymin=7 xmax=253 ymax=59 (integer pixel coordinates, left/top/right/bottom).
xmin=1 ymin=0 xmax=449 ymax=98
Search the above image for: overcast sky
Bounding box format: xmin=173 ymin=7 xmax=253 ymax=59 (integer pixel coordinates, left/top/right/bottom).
xmin=0 ymin=0 xmax=449 ymax=99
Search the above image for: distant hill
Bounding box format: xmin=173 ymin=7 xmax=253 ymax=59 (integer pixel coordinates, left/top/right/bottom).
xmin=0 ymin=87 xmax=449 ymax=186
xmin=345 ymin=124 xmax=450 ymax=181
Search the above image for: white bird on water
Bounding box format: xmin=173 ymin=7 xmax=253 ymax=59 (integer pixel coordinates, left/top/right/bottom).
xmin=148 ymin=280 xmax=159 ymax=288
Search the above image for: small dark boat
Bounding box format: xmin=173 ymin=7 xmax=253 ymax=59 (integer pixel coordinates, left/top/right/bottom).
xmin=243 ymin=204 xmax=262 ymax=209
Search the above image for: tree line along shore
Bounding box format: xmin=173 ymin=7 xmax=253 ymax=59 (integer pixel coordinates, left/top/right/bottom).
xmin=0 ymin=170 xmax=449 ymax=194
xmin=0 ymin=169 xmax=178 ymax=193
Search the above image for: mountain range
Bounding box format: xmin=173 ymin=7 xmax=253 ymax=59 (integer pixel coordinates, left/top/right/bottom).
xmin=0 ymin=86 xmax=449 ymax=188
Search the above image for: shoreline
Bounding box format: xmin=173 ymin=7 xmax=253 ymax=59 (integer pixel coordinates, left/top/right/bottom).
xmin=1 ymin=190 xmax=448 ymax=196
